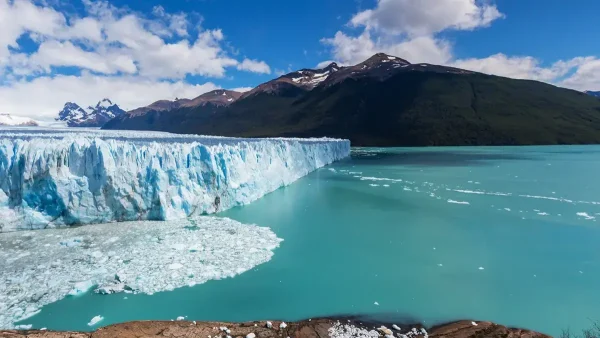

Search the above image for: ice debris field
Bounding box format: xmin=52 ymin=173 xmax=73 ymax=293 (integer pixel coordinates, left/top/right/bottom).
xmin=0 ymin=216 xmax=283 ymax=328
xmin=0 ymin=128 xmax=350 ymax=231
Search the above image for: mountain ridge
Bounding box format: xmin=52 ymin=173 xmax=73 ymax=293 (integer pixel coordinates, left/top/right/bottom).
xmin=57 ymin=98 xmax=125 ymax=127
xmin=127 ymin=90 xmax=242 ymax=117
xmin=103 ymin=53 xmax=600 ymax=146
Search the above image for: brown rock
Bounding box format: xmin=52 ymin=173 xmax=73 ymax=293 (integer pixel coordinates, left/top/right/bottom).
xmin=0 ymin=319 xmax=550 ymax=338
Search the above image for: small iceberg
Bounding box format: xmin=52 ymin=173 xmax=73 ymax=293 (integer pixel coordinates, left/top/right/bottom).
xmin=87 ymin=315 xmax=104 ymax=326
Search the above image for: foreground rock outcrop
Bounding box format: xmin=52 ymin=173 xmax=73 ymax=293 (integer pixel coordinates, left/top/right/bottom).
xmin=0 ymin=319 xmax=550 ymax=338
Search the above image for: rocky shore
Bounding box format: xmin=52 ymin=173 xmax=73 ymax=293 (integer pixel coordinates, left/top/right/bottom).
xmin=0 ymin=319 xmax=550 ymax=338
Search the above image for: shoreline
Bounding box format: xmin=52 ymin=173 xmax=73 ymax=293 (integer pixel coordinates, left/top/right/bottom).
xmin=0 ymin=318 xmax=550 ymax=338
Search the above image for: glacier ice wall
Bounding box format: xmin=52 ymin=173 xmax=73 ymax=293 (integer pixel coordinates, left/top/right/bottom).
xmin=0 ymin=128 xmax=350 ymax=231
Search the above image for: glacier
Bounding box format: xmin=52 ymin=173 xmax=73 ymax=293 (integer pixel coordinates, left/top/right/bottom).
xmin=0 ymin=216 xmax=283 ymax=328
xmin=0 ymin=128 xmax=350 ymax=232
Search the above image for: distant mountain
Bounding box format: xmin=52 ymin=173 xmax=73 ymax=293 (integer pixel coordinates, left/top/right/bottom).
xmin=0 ymin=113 xmax=38 ymax=126
xmin=586 ymin=91 xmax=600 ymax=98
xmin=103 ymin=53 xmax=600 ymax=146
xmin=104 ymin=90 xmax=241 ymax=130
xmin=57 ymin=98 xmax=125 ymax=127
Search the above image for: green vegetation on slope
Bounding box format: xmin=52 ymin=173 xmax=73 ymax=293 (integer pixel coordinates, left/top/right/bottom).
xmin=105 ymin=71 xmax=600 ymax=146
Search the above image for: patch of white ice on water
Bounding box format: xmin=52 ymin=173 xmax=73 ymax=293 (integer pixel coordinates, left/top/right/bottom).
xmin=0 ymin=216 xmax=282 ymax=329
xmin=447 ymin=199 xmax=470 ymax=205
xmin=576 ymin=212 xmax=595 ymax=220
xmin=87 ymin=315 xmax=103 ymax=326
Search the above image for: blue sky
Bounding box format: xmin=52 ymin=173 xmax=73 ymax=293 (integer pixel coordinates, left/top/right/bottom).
xmin=1 ymin=0 xmax=599 ymax=119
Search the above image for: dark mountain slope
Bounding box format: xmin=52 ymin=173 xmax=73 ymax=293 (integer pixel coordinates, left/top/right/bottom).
xmin=103 ymin=54 xmax=600 ymax=146
xmin=103 ymin=90 xmax=241 ymax=131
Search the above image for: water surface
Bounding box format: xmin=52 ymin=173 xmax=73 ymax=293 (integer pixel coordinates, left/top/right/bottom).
xmin=23 ymin=146 xmax=600 ymax=335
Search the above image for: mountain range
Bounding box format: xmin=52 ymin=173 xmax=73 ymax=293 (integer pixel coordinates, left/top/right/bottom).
xmin=103 ymin=53 xmax=600 ymax=146
xmin=57 ymin=99 xmax=125 ymax=127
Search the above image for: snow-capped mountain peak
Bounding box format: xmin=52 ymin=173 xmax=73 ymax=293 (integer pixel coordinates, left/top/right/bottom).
xmin=96 ymin=98 xmax=114 ymax=109
xmin=56 ymin=99 xmax=125 ymax=127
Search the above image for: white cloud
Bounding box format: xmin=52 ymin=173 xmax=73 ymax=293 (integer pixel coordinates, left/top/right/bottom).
xmin=451 ymin=54 xmax=595 ymax=82
xmin=320 ymin=0 xmax=600 ymax=92
xmin=557 ymin=58 xmax=600 ymax=91
xmin=322 ymin=31 xmax=452 ymax=66
xmin=236 ymin=58 xmax=271 ymax=74
xmin=0 ymin=73 xmax=219 ymax=119
xmin=350 ymin=0 xmax=504 ymax=37
xmin=0 ymin=0 xmax=66 ymax=59
xmin=230 ymin=86 xmax=253 ymax=93
xmin=28 ymin=40 xmax=137 ymax=74
xmin=151 ymin=5 xmax=188 ymax=37
xmin=316 ymin=60 xmax=340 ymax=69
xmin=0 ymin=0 xmax=270 ymax=79
xmin=0 ymin=0 xmax=272 ymax=118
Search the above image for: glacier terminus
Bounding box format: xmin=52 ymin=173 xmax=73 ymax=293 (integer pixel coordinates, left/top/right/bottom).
xmin=0 ymin=128 xmax=350 ymax=232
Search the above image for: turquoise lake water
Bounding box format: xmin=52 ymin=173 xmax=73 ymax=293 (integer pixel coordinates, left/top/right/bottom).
xmin=22 ymin=146 xmax=600 ymax=335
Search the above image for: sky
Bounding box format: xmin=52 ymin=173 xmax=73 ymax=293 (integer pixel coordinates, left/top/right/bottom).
xmin=1 ymin=0 xmax=599 ymax=120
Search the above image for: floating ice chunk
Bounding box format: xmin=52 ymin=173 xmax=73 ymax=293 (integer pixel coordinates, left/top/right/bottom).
xmin=41 ymin=328 xmax=46 ymax=330
xmin=374 ymin=301 xmax=379 ymax=305
xmin=177 ymin=316 xmax=185 ymax=321
xmin=447 ymin=199 xmax=470 ymax=205
xmin=280 ymin=322 xmax=288 ymax=329
xmin=478 ymin=267 xmax=485 ymax=270
xmin=15 ymin=324 xmax=32 ymax=329
xmin=88 ymin=315 xmax=104 ymax=326
xmin=266 ymin=321 xmax=273 ymax=328
xmin=247 ymin=333 xmax=256 ymax=338
xmin=369 ymin=184 xmax=380 ymax=187
xmin=504 ymin=208 xmax=511 ymax=212
xmin=576 ymin=212 xmax=595 ymax=220
xmin=0 ymin=217 xmax=282 ymax=329
xmin=392 ymin=324 xmax=401 ymax=331
xmin=68 ymin=280 xmax=94 ymax=296
xmin=438 ymin=264 xmax=443 ymax=267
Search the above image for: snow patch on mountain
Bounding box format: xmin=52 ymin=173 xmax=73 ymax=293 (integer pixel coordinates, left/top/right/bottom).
xmin=0 ymin=114 xmax=38 ymax=126
xmin=288 ymin=63 xmax=340 ymax=88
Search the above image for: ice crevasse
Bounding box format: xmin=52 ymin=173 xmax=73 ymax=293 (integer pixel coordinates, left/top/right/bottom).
xmin=0 ymin=128 xmax=350 ymax=231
